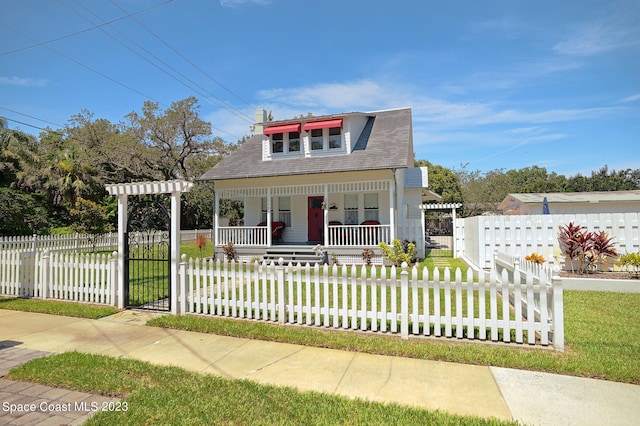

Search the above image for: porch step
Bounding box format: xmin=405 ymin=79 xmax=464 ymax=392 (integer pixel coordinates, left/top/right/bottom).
xmin=263 ymin=247 xmax=325 ymax=265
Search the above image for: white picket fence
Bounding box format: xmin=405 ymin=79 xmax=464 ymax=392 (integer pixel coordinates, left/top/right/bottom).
xmin=179 ymin=257 xmax=564 ymax=350
xmin=0 ymin=250 xmax=117 ymax=305
xmin=0 ymin=233 xmax=119 ymax=252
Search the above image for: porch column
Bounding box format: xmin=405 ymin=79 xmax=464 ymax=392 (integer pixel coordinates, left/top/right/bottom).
xmin=170 ymin=191 xmax=181 ymax=315
xmin=116 ymin=194 xmax=127 ymax=309
xmin=418 ymin=204 xmax=426 ymax=259
xmin=213 ymin=191 xmax=220 ymax=247
xmin=389 ymin=180 xmax=396 ymax=241
xmin=323 ymin=184 xmax=329 ymax=246
xmin=266 ymin=188 xmax=272 ymax=246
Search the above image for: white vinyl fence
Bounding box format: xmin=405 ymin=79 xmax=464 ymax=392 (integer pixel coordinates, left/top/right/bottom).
xmin=179 ymin=257 xmax=564 ymax=350
xmin=0 ymin=250 xmax=117 ymax=305
xmin=456 ymin=212 xmax=640 ymax=270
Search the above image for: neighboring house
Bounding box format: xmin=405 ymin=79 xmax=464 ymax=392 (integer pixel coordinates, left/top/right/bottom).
xmin=199 ymin=107 xmax=430 ymax=259
xmin=497 ymin=190 xmax=640 ymax=215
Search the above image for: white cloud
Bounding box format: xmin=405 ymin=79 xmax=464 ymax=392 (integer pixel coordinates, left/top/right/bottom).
xmin=617 ymin=93 xmax=640 ymax=104
xmin=0 ymin=76 xmax=47 ymax=87
xmin=552 ymin=13 xmax=640 ymax=56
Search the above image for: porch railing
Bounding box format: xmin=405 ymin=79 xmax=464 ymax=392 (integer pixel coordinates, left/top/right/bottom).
xmin=218 ymin=226 xmax=268 ymax=246
xmin=328 ymin=224 xmax=391 ymax=246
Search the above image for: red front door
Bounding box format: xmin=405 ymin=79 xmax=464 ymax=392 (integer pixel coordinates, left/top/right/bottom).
xmin=308 ymin=196 xmax=324 ymax=242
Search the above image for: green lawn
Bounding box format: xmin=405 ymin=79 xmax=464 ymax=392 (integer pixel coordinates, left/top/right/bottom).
xmin=7 ymin=352 xmax=515 ymax=426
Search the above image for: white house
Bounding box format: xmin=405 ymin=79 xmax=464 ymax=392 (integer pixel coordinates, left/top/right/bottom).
xmin=199 ymin=107 xmax=430 ymax=260
xmin=497 ymin=190 xmax=640 ymax=215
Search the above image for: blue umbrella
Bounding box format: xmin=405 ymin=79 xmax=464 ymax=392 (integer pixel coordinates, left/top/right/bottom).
xmin=542 ymin=197 xmax=550 ymax=214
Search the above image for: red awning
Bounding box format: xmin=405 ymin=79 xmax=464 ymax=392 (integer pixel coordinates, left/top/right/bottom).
xmin=303 ymin=119 xmax=343 ymax=131
xmin=263 ymin=123 xmax=301 ymax=135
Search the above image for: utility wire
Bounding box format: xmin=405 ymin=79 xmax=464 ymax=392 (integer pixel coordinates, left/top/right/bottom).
xmin=64 ymin=0 xmax=253 ymax=125
xmin=110 ymin=0 xmax=258 ymax=112
xmin=0 ymin=107 xmax=65 ymax=128
xmin=0 ymin=0 xmax=175 ymax=57
xmin=1 ymin=21 xmax=163 ymax=105
xmin=2 ymin=116 xmax=63 ymax=134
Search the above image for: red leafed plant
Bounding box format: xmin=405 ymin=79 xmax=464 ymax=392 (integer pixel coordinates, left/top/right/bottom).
xmin=558 ymin=222 xmax=617 ymax=274
xmin=589 ymin=230 xmax=617 ymax=271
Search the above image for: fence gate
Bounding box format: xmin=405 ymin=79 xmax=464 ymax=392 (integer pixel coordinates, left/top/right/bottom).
xmin=124 ymin=196 xmax=171 ymax=311
xmin=423 ymin=203 xmax=462 ymax=258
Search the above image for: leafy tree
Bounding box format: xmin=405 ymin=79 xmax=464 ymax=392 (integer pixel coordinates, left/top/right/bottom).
xmin=70 ymin=197 xmax=113 ymax=250
xmin=124 ymin=97 xmax=218 ymax=181
xmin=415 ymin=160 xmax=462 ymax=204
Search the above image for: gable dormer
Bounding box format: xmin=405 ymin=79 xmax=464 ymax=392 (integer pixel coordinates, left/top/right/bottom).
xmin=259 ymin=112 xmax=371 ymax=161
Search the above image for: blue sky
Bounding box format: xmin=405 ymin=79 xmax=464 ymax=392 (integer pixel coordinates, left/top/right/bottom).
xmin=1 ymin=0 xmax=639 ymax=177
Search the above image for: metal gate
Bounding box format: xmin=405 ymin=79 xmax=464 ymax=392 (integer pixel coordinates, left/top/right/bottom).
xmin=124 ymin=196 xmax=171 ymax=311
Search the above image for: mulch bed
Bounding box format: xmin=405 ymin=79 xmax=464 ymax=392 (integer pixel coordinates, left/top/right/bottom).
xmin=559 ymin=271 xmax=637 ymax=280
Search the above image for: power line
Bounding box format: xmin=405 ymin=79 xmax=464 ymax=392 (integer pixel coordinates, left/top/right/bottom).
xmin=0 ymin=21 xmax=163 ymax=105
xmin=0 ymin=107 xmax=64 ymax=128
xmin=63 ymin=0 xmax=253 ymax=124
xmin=109 ymin=0 xmax=258 ymax=112
xmin=0 ymin=0 xmax=175 ymax=57
xmin=1 ymin=116 xmax=63 ymax=134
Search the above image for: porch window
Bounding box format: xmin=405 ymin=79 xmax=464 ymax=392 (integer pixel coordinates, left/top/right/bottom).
xmin=311 ymin=129 xmax=323 ymax=150
xmin=278 ymin=196 xmax=291 ymax=226
xmin=344 ymin=194 xmax=358 ymax=224
xmin=364 ymin=193 xmax=379 ymax=221
xmin=328 ymin=127 xmax=342 ymax=149
xmin=272 ymin=133 xmax=284 ymax=153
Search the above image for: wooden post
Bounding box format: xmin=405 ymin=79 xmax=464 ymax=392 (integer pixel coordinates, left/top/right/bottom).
xmin=179 ymin=254 xmax=187 ymax=314
xmin=41 ymin=250 xmax=50 ymax=300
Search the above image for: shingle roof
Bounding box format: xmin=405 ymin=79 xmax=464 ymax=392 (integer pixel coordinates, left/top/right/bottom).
xmin=199 ymin=108 xmax=413 ymax=181
xmin=498 ymin=190 xmax=640 ymax=210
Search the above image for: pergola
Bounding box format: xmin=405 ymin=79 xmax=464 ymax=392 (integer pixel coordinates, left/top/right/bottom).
xmin=105 ymin=180 xmax=194 ymax=312
xmin=418 ymin=202 xmax=462 ymax=257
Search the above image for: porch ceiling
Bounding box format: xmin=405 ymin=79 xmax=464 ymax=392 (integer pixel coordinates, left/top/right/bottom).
xmin=218 ymin=180 xmax=390 ymax=199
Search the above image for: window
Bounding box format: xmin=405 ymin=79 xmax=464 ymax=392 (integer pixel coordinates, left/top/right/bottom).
xmin=344 ymin=194 xmax=358 ymax=224
xmin=311 ymin=129 xmax=323 ymax=150
xmin=288 ymin=132 xmax=300 ymax=152
xmin=364 ymin=193 xmax=379 ymax=221
xmin=328 ymin=127 xmax=342 ymax=149
xmin=272 ymin=133 xmax=283 ymax=153
xmin=278 ymin=196 xmax=291 ymax=226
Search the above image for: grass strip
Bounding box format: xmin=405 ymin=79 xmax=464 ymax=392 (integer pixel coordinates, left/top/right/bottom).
xmin=148 ymin=290 xmax=640 ymax=384
xmin=7 ymin=352 xmax=515 ymax=426
xmin=0 ymin=297 xmax=118 ymax=319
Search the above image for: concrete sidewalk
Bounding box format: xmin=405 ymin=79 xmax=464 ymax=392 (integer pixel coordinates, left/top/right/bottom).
xmin=1 ymin=309 xmax=639 ymax=425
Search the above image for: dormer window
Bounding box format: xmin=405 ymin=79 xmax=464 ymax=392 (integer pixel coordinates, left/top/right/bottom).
xmin=289 ymin=132 xmax=300 ymax=152
xmin=272 ymin=133 xmax=284 ymax=153
xmin=328 ymin=127 xmax=342 ymax=149
xmin=311 ymin=129 xmax=323 ymax=150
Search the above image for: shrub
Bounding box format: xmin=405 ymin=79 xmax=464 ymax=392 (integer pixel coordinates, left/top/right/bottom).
xmin=558 ymin=222 xmax=617 ymax=274
xmin=222 ymin=241 xmax=236 ymax=261
xmin=361 ymin=248 xmax=375 ymax=265
xmin=619 ymin=252 xmax=640 ymax=278
xmin=378 ymin=239 xmax=416 ymax=267
xmin=525 ymin=252 xmax=546 ymax=264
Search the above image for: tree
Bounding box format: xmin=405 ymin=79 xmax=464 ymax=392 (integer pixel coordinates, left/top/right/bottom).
xmin=125 ymin=97 xmax=219 ymax=181
xmin=70 ymin=197 xmax=113 ymax=251
xmin=415 ymin=160 xmax=463 ymax=204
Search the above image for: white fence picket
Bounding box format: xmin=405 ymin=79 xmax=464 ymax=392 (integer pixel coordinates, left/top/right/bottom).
xmin=180 ymin=257 xmax=564 ymax=350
